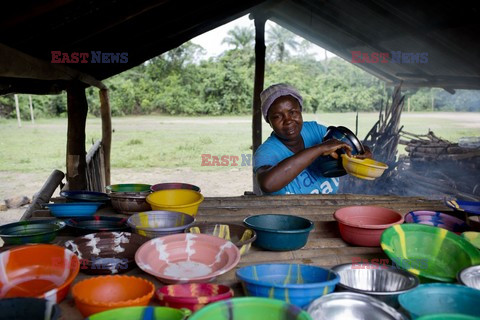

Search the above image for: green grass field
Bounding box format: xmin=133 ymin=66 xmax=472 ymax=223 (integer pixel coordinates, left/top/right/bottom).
xmin=0 ymin=112 xmax=479 ymax=173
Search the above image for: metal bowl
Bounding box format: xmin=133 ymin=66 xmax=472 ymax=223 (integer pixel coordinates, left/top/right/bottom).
xmin=307 ymin=292 xmax=406 ymax=320
xmin=127 ymin=211 xmax=195 ymax=238
xmin=331 ymin=263 xmax=418 ymax=308
xmin=457 ymin=265 xmax=480 ymax=290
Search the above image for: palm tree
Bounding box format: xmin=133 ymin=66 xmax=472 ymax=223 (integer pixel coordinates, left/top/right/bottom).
xmin=221 ymin=26 xmax=254 ymax=50
xmin=266 ymin=24 xmax=299 ymax=62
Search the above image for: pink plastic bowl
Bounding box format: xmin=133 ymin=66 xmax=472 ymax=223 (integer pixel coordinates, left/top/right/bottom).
xmin=334 ymin=206 xmax=404 ymax=247
xmin=135 ymin=233 xmax=240 ymax=284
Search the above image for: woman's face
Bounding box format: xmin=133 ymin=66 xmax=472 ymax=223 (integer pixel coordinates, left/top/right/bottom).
xmin=267 ymin=95 xmax=303 ymax=141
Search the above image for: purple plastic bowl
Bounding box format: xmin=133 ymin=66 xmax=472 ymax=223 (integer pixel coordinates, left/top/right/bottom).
xmin=405 ymin=211 xmax=468 ymax=233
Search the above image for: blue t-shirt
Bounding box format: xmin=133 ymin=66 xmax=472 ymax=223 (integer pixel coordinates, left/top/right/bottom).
xmin=253 ymin=121 xmax=340 ymax=195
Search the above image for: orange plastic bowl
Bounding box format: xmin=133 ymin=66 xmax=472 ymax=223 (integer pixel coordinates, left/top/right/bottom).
xmin=72 ymin=275 xmax=155 ymax=317
xmin=0 ymin=244 xmax=80 ymax=303
xmin=334 ymin=206 xmax=404 ymax=247
xmin=156 ymin=283 xmax=234 ymax=311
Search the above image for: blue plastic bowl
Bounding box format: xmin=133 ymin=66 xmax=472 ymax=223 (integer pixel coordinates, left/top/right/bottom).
xmin=236 ymin=263 xmax=339 ymax=308
xmin=44 ymin=202 xmax=103 ymax=218
xmin=398 ymin=283 xmax=480 ymax=319
xmin=243 ymin=214 xmax=313 ymax=251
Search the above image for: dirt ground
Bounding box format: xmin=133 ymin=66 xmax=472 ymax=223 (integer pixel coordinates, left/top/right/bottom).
xmin=0 ymin=167 xmax=253 ymax=225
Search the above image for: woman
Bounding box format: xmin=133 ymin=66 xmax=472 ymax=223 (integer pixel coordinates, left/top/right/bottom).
xmin=254 ymin=83 xmax=371 ymax=195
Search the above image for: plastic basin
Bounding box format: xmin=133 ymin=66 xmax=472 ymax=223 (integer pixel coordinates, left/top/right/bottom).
xmin=60 ymin=190 xmax=110 ymax=202
xmin=405 ymin=211 xmax=468 ymax=233
xmin=398 ymin=283 xmax=480 ymax=319
xmin=156 ymin=283 xmax=233 ymax=311
xmin=188 ymin=297 xmax=312 ymax=320
xmin=72 ymin=275 xmax=155 ymax=317
xmin=135 ymin=233 xmax=240 ymax=284
xmin=64 ymin=216 xmax=129 ymax=236
xmin=381 ymin=224 xmax=480 ymax=282
xmin=0 ymin=244 xmax=80 ymax=302
xmin=334 ymin=206 xmax=403 ymax=247
xmin=461 ymin=231 xmax=480 ymax=249
xmin=127 ymin=210 xmax=195 ymax=238
xmin=146 ymin=189 xmax=204 ymax=217
xmin=236 ymin=263 xmax=339 ymax=308
xmin=341 ymin=154 xmax=388 ymax=180
xmin=106 ymin=184 xmax=152 ymax=193
xmin=243 ymin=214 xmax=313 ymax=251
xmin=86 ymin=306 xmax=190 ymax=320
xmin=44 ymin=202 xmax=103 ymax=218
xmin=64 ymin=232 xmax=149 ymax=275
xmin=185 ymin=222 xmax=256 ymax=255
xmin=151 ymin=182 xmax=201 ymax=193
xmin=0 ymin=219 xmax=66 ymax=245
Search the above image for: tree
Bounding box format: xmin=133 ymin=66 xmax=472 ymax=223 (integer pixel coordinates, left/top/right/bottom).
xmin=266 ymin=24 xmax=299 ymax=62
xmin=221 ymin=26 xmax=254 ymax=50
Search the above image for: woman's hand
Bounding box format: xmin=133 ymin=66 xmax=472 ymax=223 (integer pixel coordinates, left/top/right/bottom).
xmin=320 ymin=139 xmax=353 ymax=159
xmin=356 ymin=145 xmax=373 ymax=159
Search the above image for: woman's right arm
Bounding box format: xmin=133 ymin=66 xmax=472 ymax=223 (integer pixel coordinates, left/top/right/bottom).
xmin=256 ymin=139 xmax=352 ymax=193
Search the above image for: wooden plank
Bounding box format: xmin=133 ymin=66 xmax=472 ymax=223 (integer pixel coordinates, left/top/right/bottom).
xmin=0 ymin=43 xmax=106 ymax=90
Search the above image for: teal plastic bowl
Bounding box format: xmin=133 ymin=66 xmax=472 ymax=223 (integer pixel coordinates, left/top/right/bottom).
xmin=244 ymin=214 xmax=314 ymax=251
xmin=398 ymin=283 xmax=480 ymax=319
xmin=417 ymin=315 xmax=480 ymax=320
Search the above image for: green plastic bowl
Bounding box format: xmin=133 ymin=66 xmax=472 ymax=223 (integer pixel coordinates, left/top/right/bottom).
xmin=417 ymin=314 xmax=480 ymax=320
xmin=86 ymin=306 xmax=190 ymax=320
xmin=381 ymin=224 xmax=480 ymax=282
xmin=461 ymin=231 xmax=480 ymax=250
xmin=188 ymin=297 xmax=312 ymax=320
xmin=106 ymin=184 xmax=152 ymax=193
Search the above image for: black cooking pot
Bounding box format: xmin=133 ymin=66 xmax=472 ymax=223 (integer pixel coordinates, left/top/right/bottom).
xmin=318 ymin=126 xmax=365 ymax=177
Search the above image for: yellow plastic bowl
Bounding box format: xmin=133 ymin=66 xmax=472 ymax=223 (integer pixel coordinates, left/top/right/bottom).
xmin=146 ymin=189 xmax=204 ymax=217
xmin=341 ymin=154 xmax=388 ymax=180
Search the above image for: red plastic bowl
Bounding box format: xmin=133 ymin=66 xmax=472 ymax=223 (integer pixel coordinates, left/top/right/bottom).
xmin=334 ymin=206 xmax=404 ymax=247
xmin=0 ymin=244 xmax=80 ymax=302
xmin=156 ymin=283 xmax=233 ymax=311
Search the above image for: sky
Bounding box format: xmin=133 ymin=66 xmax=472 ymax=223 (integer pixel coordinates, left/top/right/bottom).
xmin=191 ymin=14 xmax=337 ymax=60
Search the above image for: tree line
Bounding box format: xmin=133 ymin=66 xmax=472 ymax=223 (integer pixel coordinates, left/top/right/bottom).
xmin=1 ymin=24 xmax=479 ymax=119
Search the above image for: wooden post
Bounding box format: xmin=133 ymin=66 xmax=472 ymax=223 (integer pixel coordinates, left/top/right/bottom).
xmin=99 ymin=89 xmax=111 ymax=187
xmin=14 ymin=94 xmax=21 ymax=128
xmin=408 ymin=97 xmax=411 ymax=112
xmin=66 ymin=82 xmax=88 ymax=190
xmin=252 ymin=16 xmax=267 ymax=195
xmin=29 ymin=95 xmax=35 ymax=124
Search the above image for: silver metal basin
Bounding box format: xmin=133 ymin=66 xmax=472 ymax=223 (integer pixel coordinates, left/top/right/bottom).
xmin=458 ymin=265 xmax=480 ymax=290
xmin=307 ymin=292 xmax=406 ymax=320
xmin=331 ymin=263 xmax=419 ymax=308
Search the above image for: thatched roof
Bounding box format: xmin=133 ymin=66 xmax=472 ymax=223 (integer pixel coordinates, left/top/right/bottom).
xmin=1 ymin=0 xmax=479 ymax=94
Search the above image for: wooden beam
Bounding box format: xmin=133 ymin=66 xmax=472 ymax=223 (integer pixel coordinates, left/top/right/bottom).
xmin=251 ymin=14 xmax=267 ymax=195
xmin=21 ymin=169 xmax=65 ymax=220
xmin=0 ymin=43 xmax=106 ymax=90
xmin=99 ymin=89 xmax=112 ymax=187
xmin=66 ymin=82 xmax=88 ymax=190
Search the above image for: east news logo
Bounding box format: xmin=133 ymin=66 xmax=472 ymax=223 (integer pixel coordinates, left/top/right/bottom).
xmin=351 ymin=51 xmax=428 ymax=64
xmin=51 ymin=51 xmax=128 ymax=63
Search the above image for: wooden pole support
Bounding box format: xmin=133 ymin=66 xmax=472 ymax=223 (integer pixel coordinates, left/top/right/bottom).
xmin=66 ymin=82 xmax=88 ymax=190
xmin=99 ymin=89 xmax=111 ymax=187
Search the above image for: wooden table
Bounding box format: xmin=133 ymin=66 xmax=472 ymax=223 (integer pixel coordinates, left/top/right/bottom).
xmin=25 ymin=194 xmax=447 ymax=319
